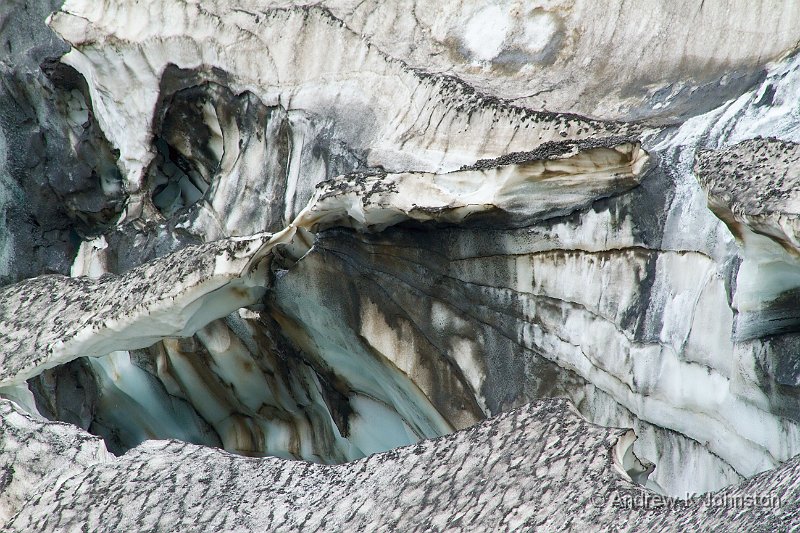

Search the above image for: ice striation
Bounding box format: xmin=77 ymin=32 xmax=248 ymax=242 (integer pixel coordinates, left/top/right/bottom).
xmin=2 ymin=0 xmax=800 ymax=530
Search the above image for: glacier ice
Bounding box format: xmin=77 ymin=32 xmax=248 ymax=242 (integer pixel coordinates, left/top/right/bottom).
xmin=2 ymin=0 xmax=800 ymax=530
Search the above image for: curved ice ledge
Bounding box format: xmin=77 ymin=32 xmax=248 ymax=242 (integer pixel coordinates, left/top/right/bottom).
xmin=696 ymin=138 xmax=800 ymax=340
xmin=0 ymin=233 xmax=274 ymax=386
xmin=0 ymin=138 xmax=648 ymax=389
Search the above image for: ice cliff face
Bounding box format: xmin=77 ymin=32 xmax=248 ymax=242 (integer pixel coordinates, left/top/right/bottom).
xmin=2 ymin=0 xmax=800 ymax=529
